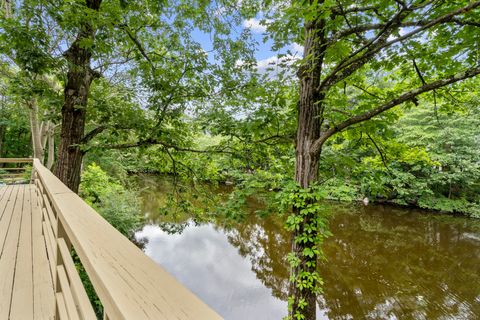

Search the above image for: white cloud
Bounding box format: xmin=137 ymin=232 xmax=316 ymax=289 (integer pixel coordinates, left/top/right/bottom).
xmin=291 ymin=43 xmax=304 ymax=56
xmin=235 ymin=53 xmax=300 ymax=79
xmin=256 ymin=54 xmax=299 ymax=76
xmin=243 ymin=18 xmax=268 ymax=33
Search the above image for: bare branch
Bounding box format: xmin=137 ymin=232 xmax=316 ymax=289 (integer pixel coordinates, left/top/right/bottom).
xmin=351 ymin=83 xmax=382 ymax=99
xmin=366 ymin=132 xmax=390 ymax=172
xmin=451 ymin=18 xmax=480 ymax=27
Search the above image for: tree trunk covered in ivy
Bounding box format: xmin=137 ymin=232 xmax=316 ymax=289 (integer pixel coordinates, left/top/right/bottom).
xmin=288 ymin=2 xmax=480 ymax=319
xmin=54 ymin=0 xmax=102 ymax=193
xmin=290 ymin=6 xmax=327 ymax=319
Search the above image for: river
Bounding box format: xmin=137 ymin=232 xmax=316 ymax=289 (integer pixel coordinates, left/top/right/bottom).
xmin=135 ymin=176 xmax=480 ymax=320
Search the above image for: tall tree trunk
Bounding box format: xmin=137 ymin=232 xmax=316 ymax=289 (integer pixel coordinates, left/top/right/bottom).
xmin=0 ymin=124 xmax=5 ymax=157
xmin=54 ymin=0 xmax=102 ymax=193
xmin=27 ymin=99 xmax=45 ymax=163
xmin=289 ymin=8 xmax=327 ymax=320
xmin=46 ymin=122 xmax=55 ymax=170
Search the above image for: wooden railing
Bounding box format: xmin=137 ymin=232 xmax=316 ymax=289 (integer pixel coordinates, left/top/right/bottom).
xmin=0 ymin=158 xmax=32 ymax=184
xmin=23 ymin=158 xmax=222 ymax=320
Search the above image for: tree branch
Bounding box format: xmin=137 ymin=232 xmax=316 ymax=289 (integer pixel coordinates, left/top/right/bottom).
xmin=331 ymin=5 xmax=378 ymax=16
xmin=320 ymin=1 xmax=480 ymax=92
xmin=366 ymin=132 xmax=390 ymax=172
xmin=103 ymin=138 xmax=238 ymax=154
xmin=310 ymin=65 xmax=480 ymax=155
xmin=81 ymin=125 xmax=108 ymax=144
xmin=119 ymin=24 xmax=155 ymax=71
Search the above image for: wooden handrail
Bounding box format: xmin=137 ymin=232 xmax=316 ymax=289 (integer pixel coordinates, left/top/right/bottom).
xmin=0 ymin=159 xmax=32 ymax=184
xmin=32 ymin=159 xmax=222 ymax=320
xmin=0 ymin=158 xmax=33 ymax=163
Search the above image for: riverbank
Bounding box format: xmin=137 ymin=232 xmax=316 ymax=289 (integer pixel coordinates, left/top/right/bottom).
xmin=134 ymin=178 xmax=480 ymax=320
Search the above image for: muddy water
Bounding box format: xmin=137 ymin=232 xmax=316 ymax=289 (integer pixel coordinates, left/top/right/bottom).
xmin=135 ymin=178 xmax=480 ymax=320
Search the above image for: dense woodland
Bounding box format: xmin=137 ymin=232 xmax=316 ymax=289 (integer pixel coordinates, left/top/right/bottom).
xmin=1 ymin=1 xmax=479 ymax=319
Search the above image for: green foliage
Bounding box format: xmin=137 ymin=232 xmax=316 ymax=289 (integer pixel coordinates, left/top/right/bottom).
xmin=313 ymin=96 xmax=480 ymax=217
xmin=0 ymin=1 xmax=479 ymax=319
xmin=77 ymin=163 xmax=145 ymax=318
xmin=72 ymin=252 xmax=103 ymax=319
xmin=80 ymin=163 xmax=143 ymax=239
xmin=278 ymin=182 xmax=332 ymax=320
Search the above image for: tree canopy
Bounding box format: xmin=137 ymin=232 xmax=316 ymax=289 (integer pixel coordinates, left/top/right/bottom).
xmin=0 ymin=1 xmax=479 ymax=319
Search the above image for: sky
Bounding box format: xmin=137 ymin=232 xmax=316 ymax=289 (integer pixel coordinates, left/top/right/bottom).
xmin=190 ymin=16 xmax=303 ymax=75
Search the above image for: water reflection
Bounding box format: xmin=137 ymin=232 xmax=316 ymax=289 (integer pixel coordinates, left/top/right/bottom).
xmin=137 ymin=222 xmax=288 ymax=320
xmin=136 ymin=179 xmax=480 ymax=320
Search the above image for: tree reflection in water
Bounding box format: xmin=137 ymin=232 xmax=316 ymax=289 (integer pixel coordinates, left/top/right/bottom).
xmin=216 ymin=206 xmax=480 ymax=319
xmin=137 ymin=178 xmax=480 ymax=319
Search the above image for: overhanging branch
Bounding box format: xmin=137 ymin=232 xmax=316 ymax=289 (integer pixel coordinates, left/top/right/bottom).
xmin=103 ymin=138 xmax=238 ymax=155
xmin=321 ymin=1 xmax=480 ymax=91
xmin=310 ymin=65 xmax=480 ymax=155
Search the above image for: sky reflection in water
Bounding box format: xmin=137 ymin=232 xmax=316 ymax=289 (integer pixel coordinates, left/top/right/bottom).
xmin=137 ymin=223 xmax=289 ymax=320
xmin=136 ymin=181 xmax=480 ymax=320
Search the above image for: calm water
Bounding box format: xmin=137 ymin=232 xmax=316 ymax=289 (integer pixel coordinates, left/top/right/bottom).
xmin=135 ymin=177 xmax=480 ymax=320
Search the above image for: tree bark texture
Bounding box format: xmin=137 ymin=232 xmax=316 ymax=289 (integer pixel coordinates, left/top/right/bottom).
xmin=54 ymin=0 xmax=102 ymax=193
xmin=290 ymin=11 xmax=327 ymax=320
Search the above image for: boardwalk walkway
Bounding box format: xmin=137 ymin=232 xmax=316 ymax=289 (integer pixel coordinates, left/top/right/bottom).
xmin=0 ymin=159 xmax=222 ymax=320
xmin=0 ymin=184 xmax=55 ymax=319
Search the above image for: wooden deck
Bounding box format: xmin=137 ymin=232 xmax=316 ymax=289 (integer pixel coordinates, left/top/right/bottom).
xmin=0 ymin=184 xmax=55 ymax=319
xmin=0 ymin=159 xmax=222 ymax=320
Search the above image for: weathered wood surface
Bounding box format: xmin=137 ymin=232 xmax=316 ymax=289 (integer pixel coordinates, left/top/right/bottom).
xmin=0 ymin=184 xmax=55 ymax=319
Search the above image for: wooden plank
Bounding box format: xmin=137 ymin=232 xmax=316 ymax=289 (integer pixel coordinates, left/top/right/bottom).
xmin=43 ymin=193 xmax=58 ymax=236
xmin=0 ymin=185 xmax=9 ymax=204
xmin=31 ymin=185 xmax=55 ymax=320
xmin=55 ymin=192 xmax=223 ymax=320
xmin=44 ymin=206 xmax=58 ymax=237
xmin=0 ymin=185 xmax=18 ymax=251
xmin=0 ymin=173 xmax=25 ymax=177
xmin=42 ymin=204 xmax=57 ymax=258
xmin=0 ymin=158 xmax=33 ymax=163
xmin=56 ymin=292 xmax=69 ymax=320
xmin=0 ymin=185 xmax=24 ymax=318
xmin=33 ymin=160 xmax=71 ymax=196
xmin=34 ymin=180 xmax=41 ymax=206
xmin=0 ymin=178 xmax=27 ymax=183
xmin=57 ymin=265 xmax=80 ymax=320
xmin=0 ymin=186 xmax=14 ymax=252
xmin=43 ymin=221 xmax=56 ymax=277
xmin=37 ymin=179 xmax=45 ymax=195
xmin=10 ymin=185 xmax=34 ymax=319
xmin=0 ymin=168 xmax=26 ymax=171
xmin=58 ymin=238 xmax=96 ymax=320
xmin=34 ymin=159 xmax=222 ymax=319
